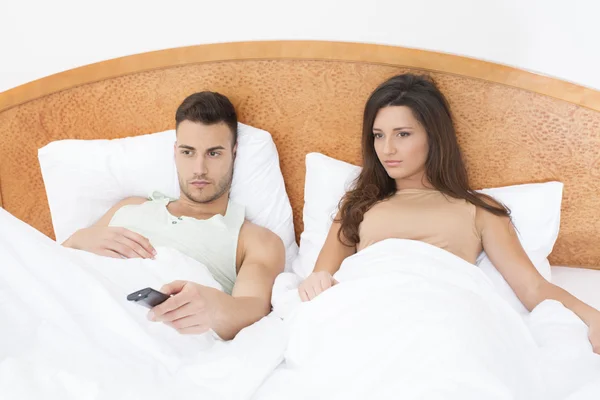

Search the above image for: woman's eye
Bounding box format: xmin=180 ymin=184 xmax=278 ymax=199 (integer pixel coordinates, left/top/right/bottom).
xmin=398 ymin=131 xmax=410 ymax=137
xmin=373 ymin=133 xmax=383 ymax=139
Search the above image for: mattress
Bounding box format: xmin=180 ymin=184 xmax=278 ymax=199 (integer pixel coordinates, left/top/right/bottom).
xmin=552 ymin=266 xmax=600 ymax=310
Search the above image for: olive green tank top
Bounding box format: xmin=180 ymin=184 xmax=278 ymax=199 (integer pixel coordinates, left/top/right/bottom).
xmin=109 ymin=191 xmax=245 ymax=294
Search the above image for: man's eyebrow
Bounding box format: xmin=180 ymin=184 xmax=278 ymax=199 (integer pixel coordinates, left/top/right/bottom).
xmin=178 ymin=144 xmax=195 ymax=150
xmin=206 ymin=146 xmax=226 ymax=152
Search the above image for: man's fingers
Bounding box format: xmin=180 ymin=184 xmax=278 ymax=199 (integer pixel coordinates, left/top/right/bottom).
xmin=99 ymin=249 xmax=123 ymax=259
xmin=167 ymin=314 xmax=205 ymax=331
xmin=160 ymin=280 xmax=188 ymax=295
xmin=150 ymin=292 xmax=189 ymax=318
xmin=114 ymin=235 xmax=153 ymax=259
xmin=105 ymin=241 xmax=141 ymax=259
xmin=154 ymin=302 xmax=195 ymax=322
xmin=119 ymin=228 xmax=156 ymax=256
xmin=173 ymin=323 xmax=210 ymax=335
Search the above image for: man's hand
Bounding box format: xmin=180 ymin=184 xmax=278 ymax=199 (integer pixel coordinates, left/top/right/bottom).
xmin=63 ymin=226 xmax=156 ymax=259
xmin=148 ymin=280 xmax=216 ymax=335
xmin=146 ymin=222 xmax=284 ymax=340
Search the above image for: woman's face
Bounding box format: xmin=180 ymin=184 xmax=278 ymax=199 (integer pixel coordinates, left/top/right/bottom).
xmin=372 ymin=105 xmax=430 ymax=187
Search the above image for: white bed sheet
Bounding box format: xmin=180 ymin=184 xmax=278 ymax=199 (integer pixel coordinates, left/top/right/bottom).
xmin=252 ymin=265 xmax=600 ymax=400
xmin=0 ymin=208 xmax=287 ymax=400
xmin=552 ymin=266 xmax=600 ymax=311
xmin=3 ymin=203 xmax=599 ymax=400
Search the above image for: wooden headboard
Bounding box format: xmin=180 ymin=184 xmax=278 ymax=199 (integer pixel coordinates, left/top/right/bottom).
xmin=1 ymin=41 xmax=599 ymax=268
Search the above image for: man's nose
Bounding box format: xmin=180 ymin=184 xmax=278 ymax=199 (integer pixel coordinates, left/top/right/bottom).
xmin=193 ymin=156 xmax=208 ymax=175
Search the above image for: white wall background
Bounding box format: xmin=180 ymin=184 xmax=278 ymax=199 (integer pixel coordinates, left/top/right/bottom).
xmin=1 ymin=0 xmax=599 ymax=93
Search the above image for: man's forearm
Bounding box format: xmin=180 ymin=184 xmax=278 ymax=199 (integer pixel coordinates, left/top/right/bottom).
xmin=208 ymin=289 xmax=270 ymax=340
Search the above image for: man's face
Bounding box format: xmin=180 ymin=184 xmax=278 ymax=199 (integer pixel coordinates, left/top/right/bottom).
xmin=174 ymin=120 xmax=236 ymax=204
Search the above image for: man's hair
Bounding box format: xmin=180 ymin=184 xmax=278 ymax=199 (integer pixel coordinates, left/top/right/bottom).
xmin=175 ymin=91 xmax=238 ymax=143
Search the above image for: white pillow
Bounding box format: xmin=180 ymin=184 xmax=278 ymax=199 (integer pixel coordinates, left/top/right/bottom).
xmin=293 ymin=152 xmax=563 ymax=314
xmin=38 ymin=122 xmax=298 ymax=271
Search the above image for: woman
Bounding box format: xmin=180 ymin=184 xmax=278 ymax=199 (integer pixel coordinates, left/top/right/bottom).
xmin=298 ymin=73 xmax=600 ymax=353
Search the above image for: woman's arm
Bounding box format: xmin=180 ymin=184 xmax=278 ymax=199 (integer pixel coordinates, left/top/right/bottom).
xmin=477 ymin=207 xmax=600 ymax=353
xmin=298 ymin=215 xmax=356 ymax=301
xmin=313 ymin=218 xmax=357 ymax=275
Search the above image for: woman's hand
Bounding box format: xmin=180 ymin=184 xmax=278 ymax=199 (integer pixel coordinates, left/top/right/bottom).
xmin=588 ymin=318 xmax=600 ymax=354
xmin=298 ymin=271 xmax=338 ymax=302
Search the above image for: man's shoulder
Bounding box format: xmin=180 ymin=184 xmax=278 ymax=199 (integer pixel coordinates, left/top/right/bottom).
xmin=95 ymin=196 xmax=149 ymax=227
xmin=239 ymin=220 xmax=282 ymax=245
xmin=237 ymin=221 xmax=285 ymax=272
xmin=120 ymin=191 xmax=174 ymax=208
xmin=116 ymin=196 xmax=149 ymax=208
xmin=109 ymin=196 xmax=150 ymax=218
xmin=238 ymin=221 xmax=285 ymax=260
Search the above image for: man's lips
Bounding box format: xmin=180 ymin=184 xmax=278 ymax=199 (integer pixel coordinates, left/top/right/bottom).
xmin=190 ymin=180 xmax=210 ymax=187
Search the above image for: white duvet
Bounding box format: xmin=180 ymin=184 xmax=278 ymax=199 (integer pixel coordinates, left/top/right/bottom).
xmin=261 ymin=240 xmax=600 ymax=400
xmin=0 ymin=208 xmax=286 ymax=400
xmin=1 ymin=208 xmax=599 ymax=400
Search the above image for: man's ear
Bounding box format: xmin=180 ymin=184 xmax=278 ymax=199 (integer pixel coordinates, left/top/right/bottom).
xmin=232 ymin=143 xmax=238 ymax=159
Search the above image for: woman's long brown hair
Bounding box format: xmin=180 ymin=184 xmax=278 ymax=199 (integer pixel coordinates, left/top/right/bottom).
xmin=336 ymin=73 xmax=510 ymax=246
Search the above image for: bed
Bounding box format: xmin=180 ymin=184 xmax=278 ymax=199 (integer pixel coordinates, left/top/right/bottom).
xmin=1 ymin=41 xmax=599 ymax=399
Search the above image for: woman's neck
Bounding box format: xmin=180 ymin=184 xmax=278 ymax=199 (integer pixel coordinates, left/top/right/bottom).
xmin=395 ymin=172 xmax=434 ymax=191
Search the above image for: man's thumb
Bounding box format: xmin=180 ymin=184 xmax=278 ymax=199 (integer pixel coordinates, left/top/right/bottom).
xmin=160 ymin=280 xmax=187 ymax=295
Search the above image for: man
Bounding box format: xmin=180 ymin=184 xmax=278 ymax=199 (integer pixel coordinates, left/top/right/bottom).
xmin=63 ymin=92 xmax=285 ymax=340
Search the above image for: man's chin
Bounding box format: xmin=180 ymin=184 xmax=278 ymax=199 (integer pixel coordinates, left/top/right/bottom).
xmin=180 ymin=188 xmax=209 ymax=204
xmin=182 ymin=180 xmax=230 ymax=204
xmin=190 ymin=191 xmax=222 ymax=204
xmin=189 ymin=194 xmax=215 ymax=204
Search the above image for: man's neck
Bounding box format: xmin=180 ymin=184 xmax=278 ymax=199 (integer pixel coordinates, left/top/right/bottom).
xmin=170 ymin=193 xmax=229 ymax=219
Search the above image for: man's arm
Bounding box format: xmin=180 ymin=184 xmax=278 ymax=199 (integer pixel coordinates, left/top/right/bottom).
xmin=211 ymin=222 xmax=285 ymax=339
xmin=62 ymin=196 xmax=155 ymax=258
xmin=150 ymin=222 xmax=285 ymax=340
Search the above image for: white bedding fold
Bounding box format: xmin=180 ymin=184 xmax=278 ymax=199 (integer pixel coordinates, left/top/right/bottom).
xmin=0 ymin=208 xmax=285 ymax=400
xmin=2 ymin=208 xmax=599 ymax=400
xmin=260 ymin=239 xmax=600 ymax=400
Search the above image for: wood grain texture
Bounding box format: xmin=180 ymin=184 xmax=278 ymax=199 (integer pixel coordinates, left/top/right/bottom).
xmin=0 ymin=43 xmax=599 ymax=268
xmin=2 ymin=41 xmax=600 ymax=114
